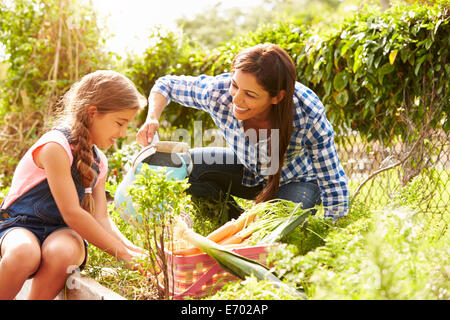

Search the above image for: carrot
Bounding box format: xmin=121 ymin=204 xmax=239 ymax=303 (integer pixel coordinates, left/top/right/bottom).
xmin=206 ymin=220 xmax=236 ymax=243
xmin=172 ymin=212 xmax=257 ymax=256
xmin=233 ymin=212 xmax=257 ymax=232
xmin=206 ymin=212 xmax=257 ymax=243
xmin=218 ymin=233 xmax=249 ymax=245
xmin=172 ymin=246 xmax=204 ymax=256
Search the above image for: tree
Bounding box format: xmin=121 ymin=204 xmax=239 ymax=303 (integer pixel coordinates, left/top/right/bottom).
xmin=0 ymin=0 xmax=109 ymax=182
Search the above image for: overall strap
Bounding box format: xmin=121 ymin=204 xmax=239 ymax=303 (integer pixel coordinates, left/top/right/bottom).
xmin=53 ymin=126 xmax=101 ymax=167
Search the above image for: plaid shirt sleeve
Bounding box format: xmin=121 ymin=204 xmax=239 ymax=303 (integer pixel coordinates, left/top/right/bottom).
xmin=151 ymin=74 xmax=218 ymax=112
xmin=304 ymin=111 xmax=349 ymax=220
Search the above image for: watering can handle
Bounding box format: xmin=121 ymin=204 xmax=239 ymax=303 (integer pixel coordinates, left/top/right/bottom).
xmin=131 ymin=145 xmax=157 ymax=174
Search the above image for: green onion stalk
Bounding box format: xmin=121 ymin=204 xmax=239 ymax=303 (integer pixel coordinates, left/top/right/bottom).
xmin=233 ymin=201 xmax=312 ymax=245
xmin=261 ymin=202 xmax=313 ymax=244
xmin=174 ymin=217 xmax=306 ymax=299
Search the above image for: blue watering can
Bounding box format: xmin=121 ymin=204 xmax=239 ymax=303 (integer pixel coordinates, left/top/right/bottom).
xmin=114 ymin=135 xmax=192 ymax=227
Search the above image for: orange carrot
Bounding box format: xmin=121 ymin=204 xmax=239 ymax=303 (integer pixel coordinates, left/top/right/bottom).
xmin=206 ymin=212 xmax=256 ymax=243
xmin=218 ymin=234 xmax=244 ymax=245
xmin=233 ymin=212 xmax=256 ymax=232
xmin=206 ymin=220 xmax=236 ymax=243
xmin=173 ymin=212 xmax=257 ymax=256
xmin=218 ymin=232 xmax=252 ymax=246
xmin=172 ymin=246 xmax=204 ymax=256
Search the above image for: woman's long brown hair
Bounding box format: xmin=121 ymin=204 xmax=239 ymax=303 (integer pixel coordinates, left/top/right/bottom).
xmin=58 ymin=70 xmax=146 ymax=215
xmin=231 ymin=44 xmax=297 ymax=203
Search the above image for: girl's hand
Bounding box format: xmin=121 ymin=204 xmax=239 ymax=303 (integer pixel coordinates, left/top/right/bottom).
xmin=127 ymin=243 xmax=146 ymax=255
xmin=120 ymin=248 xmax=156 ymax=276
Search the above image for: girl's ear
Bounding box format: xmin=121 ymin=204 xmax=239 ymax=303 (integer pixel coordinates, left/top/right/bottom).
xmin=87 ymin=106 xmax=98 ymax=119
xmin=271 ymin=90 xmax=286 ymax=105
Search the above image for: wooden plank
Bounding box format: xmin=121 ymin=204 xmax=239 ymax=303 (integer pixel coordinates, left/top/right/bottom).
xmin=15 ymin=275 xmax=126 ymax=300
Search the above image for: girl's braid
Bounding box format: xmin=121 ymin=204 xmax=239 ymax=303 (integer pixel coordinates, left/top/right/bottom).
xmin=72 ymin=110 xmax=96 ymax=215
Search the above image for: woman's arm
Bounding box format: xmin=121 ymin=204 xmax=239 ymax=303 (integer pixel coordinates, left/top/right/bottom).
xmin=35 ymin=142 xmax=140 ymax=264
xmin=92 ymin=174 xmax=144 ymax=253
xmin=136 ymin=91 xmax=167 ymax=146
xmin=137 ymin=74 xmax=221 ymax=146
xmin=304 ymin=114 xmax=350 ymax=220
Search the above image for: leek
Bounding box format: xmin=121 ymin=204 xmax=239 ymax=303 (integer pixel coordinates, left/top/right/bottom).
xmin=261 ymin=202 xmax=312 ymax=244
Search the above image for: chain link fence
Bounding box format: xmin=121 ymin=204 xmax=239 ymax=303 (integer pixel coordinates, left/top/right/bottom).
xmin=337 ymin=126 xmax=449 ymax=215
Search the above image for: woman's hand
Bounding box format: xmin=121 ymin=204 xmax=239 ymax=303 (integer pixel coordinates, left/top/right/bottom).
xmin=136 ymin=119 xmax=159 ymax=146
xmin=136 ymin=91 xmax=167 ymax=146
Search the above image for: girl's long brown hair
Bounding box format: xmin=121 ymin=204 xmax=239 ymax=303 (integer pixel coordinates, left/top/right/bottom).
xmin=231 ymin=44 xmax=297 ymax=203
xmin=57 ymin=70 xmax=146 ymax=215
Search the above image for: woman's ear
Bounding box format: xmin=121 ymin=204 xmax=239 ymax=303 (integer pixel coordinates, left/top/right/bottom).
xmin=271 ymin=90 xmax=286 ymax=104
xmin=87 ymin=106 xmax=98 ymax=119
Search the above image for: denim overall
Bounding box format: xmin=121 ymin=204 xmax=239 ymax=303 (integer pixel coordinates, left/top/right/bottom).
xmin=0 ymin=128 xmax=100 ymax=248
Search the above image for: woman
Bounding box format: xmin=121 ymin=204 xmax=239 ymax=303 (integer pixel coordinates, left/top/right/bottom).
xmin=137 ymin=43 xmax=349 ymax=221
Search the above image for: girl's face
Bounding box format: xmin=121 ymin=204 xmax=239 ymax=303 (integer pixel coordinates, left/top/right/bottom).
xmin=89 ymin=107 xmax=138 ymax=149
xmin=229 ymin=70 xmax=281 ymax=122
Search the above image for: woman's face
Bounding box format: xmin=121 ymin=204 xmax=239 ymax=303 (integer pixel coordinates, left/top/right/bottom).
xmin=229 ymin=70 xmax=280 ymax=122
xmin=89 ymin=107 xmax=138 ymax=149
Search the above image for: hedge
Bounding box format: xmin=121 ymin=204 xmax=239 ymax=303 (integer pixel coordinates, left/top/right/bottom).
xmin=127 ymin=1 xmax=449 ymax=143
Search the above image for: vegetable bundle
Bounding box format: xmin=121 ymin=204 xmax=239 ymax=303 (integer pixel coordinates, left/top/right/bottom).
xmin=172 ymin=200 xmax=313 ymax=256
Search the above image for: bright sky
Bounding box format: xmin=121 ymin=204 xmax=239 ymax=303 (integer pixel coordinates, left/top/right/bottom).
xmin=92 ymin=0 xmax=265 ymax=55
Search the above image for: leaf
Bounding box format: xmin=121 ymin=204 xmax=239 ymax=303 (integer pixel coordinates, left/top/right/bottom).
xmin=334 ymin=90 xmax=349 ymax=107
xmin=378 ymin=62 xmax=395 ymax=76
xmin=389 ymin=50 xmax=398 ymax=65
xmin=415 ymin=55 xmax=427 ymax=76
xmin=324 ymin=79 xmax=332 ymax=98
xmin=333 ymin=71 xmax=349 ymax=91
xmin=353 ymin=45 xmax=364 ymax=73
xmin=340 ymin=42 xmax=351 ymax=57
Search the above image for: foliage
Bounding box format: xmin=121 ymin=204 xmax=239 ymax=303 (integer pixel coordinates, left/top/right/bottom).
xmin=125 ymin=164 xmax=194 ymax=299
xmin=127 ymin=1 xmax=449 ymax=144
xmin=175 ymin=1 xmax=277 ymax=49
xmin=124 ymin=28 xmax=216 ymax=131
xmin=79 ymin=160 xmax=449 ymax=300
xmin=0 ymin=0 xmax=110 ymax=183
xmin=301 ymin=2 xmax=449 ymax=142
xmin=208 ymin=275 xmax=303 ymax=300
xmin=82 ymin=203 xmax=158 ymax=300
xmin=265 ymin=202 xmax=449 ymax=299
xmin=175 ymin=0 xmax=357 ymax=50
xmin=105 ymin=140 xmax=141 ymax=198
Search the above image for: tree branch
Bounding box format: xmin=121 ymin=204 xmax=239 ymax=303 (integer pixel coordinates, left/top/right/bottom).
xmin=350 ymin=132 xmax=424 ymax=204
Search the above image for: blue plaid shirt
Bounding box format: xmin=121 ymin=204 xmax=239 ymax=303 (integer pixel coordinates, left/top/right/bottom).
xmin=152 ymin=73 xmax=349 ymax=219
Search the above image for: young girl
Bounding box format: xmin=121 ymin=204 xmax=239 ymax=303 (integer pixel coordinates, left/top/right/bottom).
xmin=0 ymin=70 xmax=147 ymax=300
xmin=137 ymin=43 xmax=349 ymax=221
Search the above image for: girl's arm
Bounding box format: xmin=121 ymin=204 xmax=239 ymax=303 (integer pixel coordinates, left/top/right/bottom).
xmin=92 ymin=174 xmax=144 ymax=253
xmin=35 ymin=142 xmax=141 ymax=265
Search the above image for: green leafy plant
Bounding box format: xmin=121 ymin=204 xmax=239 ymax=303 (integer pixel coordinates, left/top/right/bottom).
xmin=265 ymin=198 xmax=449 ymax=300
xmin=0 ymin=0 xmax=110 ymax=183
xmin=125 ymin=164 xmax=194 ymax=299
